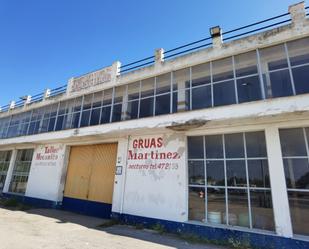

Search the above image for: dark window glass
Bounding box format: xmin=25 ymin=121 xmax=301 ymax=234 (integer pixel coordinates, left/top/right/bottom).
xmin=207 ymin=188 xmax=225 ymax=224
xmin=188 ymin=161 xmax=205 ymax=185
xmin=71 ymin=112 xmax=80 ymax=128
xmin=206 ymin=160 xmax=224 ymax=186
xmin=269 ymin=69 xmax=293 ymax=97
xmin=250 ymin=190 xmax=274 ymax=231
xmin=283 ymin=159 xmax=309 ymax=189
xmin=127 ymin=100 xmax=139 ymax=119
xmin=55 ymin=115 xmax=65 ymax=131
xmin=248 ymin=160 xmax=270 ymax=188
xmin=188 ymin=136 xmax=204 ymax=159
xmin=213 ymin=80 xmax=236 ymax=106
xmin=288 ymin=191 xmax=309 ymax=236
xmin=205 ymin=135 xmax=223 ymax=158
xmin=48 ymin=117 xmax=56 ymax=131
xmin=139 ymin=98 xmax=154 ymax=118
xmin=212 ymin=57 xmax=233 ymax=82
xmin=192 ymin=85 xmax=212 ymax=110
xmin=172 ymin=91 xmax=178 ymax=113
xmin=226 ymin=160 xmax=247 ymax=187
xmin=90 ymin=108 xmax=101 ymax=126
xmin=100 ymin=106 xmax=111 ymax=124
xmin=155 ymin=94 xmax=170 ymax=115
xmin=234 ymin=51 xmax=258 ymax=77
xmin=245 ymin=131 xmax=267 ymax=158
xmin=237 ymin=76 xmax=262 ymax=103
xmin=228 ymin=189 xmax=249 ymax=227
xmin=112 ymin=104 xmax=122 ymax=122
xmin=80 ymin=110 xmax=90 ymax=127
xmin=225 ymin=133 xmax=244 ymax=158
xmin=292 ymin=65 xmax=309 ymax=95
xmin=280 ymin=128 xmax=307 ymax=157
xmin=189 ymin=187 xmax=205 ymax=222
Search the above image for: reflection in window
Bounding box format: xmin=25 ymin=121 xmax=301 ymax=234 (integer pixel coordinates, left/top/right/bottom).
xmin=279 ymin=127 xmax=309 ymax=236
xmin=188 ymin=131 xmax=274 ymax=230
xmin=0 ymin=150 xmax=12 ymax=190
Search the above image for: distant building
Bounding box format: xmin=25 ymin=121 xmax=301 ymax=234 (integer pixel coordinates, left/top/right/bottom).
xmin=0 ymin=2 xmax=308 ymax=248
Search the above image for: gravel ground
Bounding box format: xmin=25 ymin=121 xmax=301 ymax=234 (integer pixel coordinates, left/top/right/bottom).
xmin=0 ymin=207 xmax=229 ymax=249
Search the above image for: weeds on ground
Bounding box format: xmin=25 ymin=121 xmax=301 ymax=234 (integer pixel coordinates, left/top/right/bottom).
xmin=151 ymin=223 xmax=165 ymax=234
xmin=97 ymin=219 xmax=120 ymax=228
xmin=0 ymin=197 xmax=32 ymax=211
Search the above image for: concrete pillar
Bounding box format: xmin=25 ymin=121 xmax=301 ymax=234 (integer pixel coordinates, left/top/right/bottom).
xmin=9 ymin=101 xmax=15 ymax=110
xmin=3 ymin=149 xmax=17 ymax=193
xmin=289 ymin=1 xmax=306 ymax=26
xmin=24 ymin=95 xmax=31 ymax=106
xmin=43 ymin=89 xmax=51 ymax=100
xmin=210 ymin=26 xmax=223 ymax=48
xmin=265 ymin=126 xmax=293 ymax=237
xmin=112 ymin=61 xmax=121 ymax=76
xmin=177 ymin=81 xmax=187 ymax=112
xmin=155 ymin=48 xmax=164 ymax=64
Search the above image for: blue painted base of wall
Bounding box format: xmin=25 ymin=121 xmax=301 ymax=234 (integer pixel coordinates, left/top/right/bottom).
xmin=62 ymin=197 xmax=112 ymax=219
xmin=112 ymin=212 xmax=309 ymax=249
xmin=1 ymin=193 xmax=61 ymax=209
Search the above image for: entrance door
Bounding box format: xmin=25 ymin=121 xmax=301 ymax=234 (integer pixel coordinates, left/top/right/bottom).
xmin=63 ymin=143 xmax=118 ymax=218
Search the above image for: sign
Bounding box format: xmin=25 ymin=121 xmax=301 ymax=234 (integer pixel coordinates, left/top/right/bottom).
xmin=127 ymin=136 xmax=182 ymax=171
xmin=33 ymin=144 xmax=65 ymax=167
xmin=68 ymin=66 xmax=112 ymax=94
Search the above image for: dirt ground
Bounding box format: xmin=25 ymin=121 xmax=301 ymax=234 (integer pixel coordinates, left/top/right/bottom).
xmin=0 ymin=207 xmax=229 ymax=249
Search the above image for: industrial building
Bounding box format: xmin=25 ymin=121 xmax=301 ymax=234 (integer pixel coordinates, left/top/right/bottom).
xmin=0 ymin=2 xmax=308 ymax=248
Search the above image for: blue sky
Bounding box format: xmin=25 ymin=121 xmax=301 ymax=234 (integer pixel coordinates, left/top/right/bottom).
xmin=0 ymin=0 xmax=298 ymax=106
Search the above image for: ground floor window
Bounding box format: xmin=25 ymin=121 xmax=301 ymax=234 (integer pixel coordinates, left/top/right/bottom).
xmin=0 ymin=150 xmax=12 ymax=191
xmin=279 ymin=127 xmax=309 ymax=236
xmin=188 ymin=131 xmax=275 ymax=231
xmin=9 ymin=149 xmax=34 ymax=194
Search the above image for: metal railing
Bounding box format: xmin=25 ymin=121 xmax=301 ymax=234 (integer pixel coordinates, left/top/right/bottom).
xmin=1 ymin=6 xmax=308 ymax=113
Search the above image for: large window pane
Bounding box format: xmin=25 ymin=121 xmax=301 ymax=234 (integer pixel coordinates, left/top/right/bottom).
xmin=188 ymin=136 xmax=204 ymax=159
xmin=155 ymin=94 xmax=170 ymax=115
xmin=250 ymin=190 xmax=274 ymax=230
xmin=283 ymin=159 xmax=309 ymax=189
xmin=189 ymin=187 xmax=205 ymax=222
xmin=226 ymin=160 xmax=247 ymax=187
xmin=205 ymin=135 xmax=223 ymax=158
xmin=228 ymin=189 xmax=249 ymax=227
xmin=141 ymin=78 xmax=154 ymax=98
xmin=192 ymin=63 xmax=211 ymax=87
xmin=207 ymin=188 xmax=225 ymax=224
xmin=139 ymin=97 xmax=154 ymax=118
xmin=245 ymin=131 xmax=267 ymax=158
xmin=234 ymin=51 xmax=258 ymax=77
xmin=280 ymin=128 xmax=307 ymax=157
xmin=0 ymin=150 xmax=12 ymax=190
xmin=292 ymin=65 xmax=309 ymax=94
xmin=213 ymin=80 xmax=236 ymax=106
xmin=127 ymin=100 xmax=139 ymax=119
xmin=248 ymin=160 xmax=270 ymax=188
xmin=206 ymin=160 xmax=225 ymax=186
xmin=100 ymin=106 xmax=111 ymax=124
xmin=212 ymin=57 xmax=233 ymax=82
xmin=225 ymin=133 xmax=244 ymax=158
xmin=192 ymin=85 xmax=212 ymax=110
xmin=188 ymin=161 xmax=205 ymax=185
xmin=269 ymin=69 xmax=293 ymax=97
xmin=237 ymin=76 xmax=262 ymax=103
xmin=288 ymin=191 xmax=309 ymax=236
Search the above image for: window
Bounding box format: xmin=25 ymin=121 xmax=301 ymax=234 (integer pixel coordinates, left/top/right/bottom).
xmin=279 ymin=128 xmax=309 ymax=236
xmin=287 ymin=37 xmax=309 ymax=95
xmin=235 ymin=51 xmax=263 ymax=103
xmin=0 ymin=150 xmax=12 ymax=191
xmin=212 ymin=57 xmax=236 ymax=106
xmin=155 ymin=73 xmax=171 ymax=115
xmin=191 ymin=63 xmax=212 ymax=109
xmin=126 ymin=82 xmax=140 ymax=120
xmin=188 ymin=131 xmax=274 ymax=231
xmin=9 ymin=149 xmax=34 ymax=194
xmin=112 ymin=86 xmax=124 ymax=122
xmin=259 ymin=44 xmax=293 ymax=98
xmin=139 ymin=77 xmax=155 ymax=118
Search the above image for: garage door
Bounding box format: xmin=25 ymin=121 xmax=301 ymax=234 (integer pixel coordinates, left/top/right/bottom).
xmin=62 ymin=143 xmax=117 ymax=218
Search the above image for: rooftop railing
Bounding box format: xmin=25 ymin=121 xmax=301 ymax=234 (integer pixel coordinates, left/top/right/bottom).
xmin=0 ymin=4 xmax=308 ymax=114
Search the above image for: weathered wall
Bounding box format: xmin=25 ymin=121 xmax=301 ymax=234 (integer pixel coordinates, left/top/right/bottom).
xmin=25 ymin=144 xmax=67 ymax=202
xmin=113 ymin=133 xmax=188 ymax=222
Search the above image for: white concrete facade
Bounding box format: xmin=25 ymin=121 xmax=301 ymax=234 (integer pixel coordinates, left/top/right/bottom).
xmin=0 ymin=1 xmax=308 ymax=243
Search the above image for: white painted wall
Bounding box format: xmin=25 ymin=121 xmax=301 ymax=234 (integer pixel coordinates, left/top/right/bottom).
xmin=25 ymin=144 xmax=67 ymax=202
xmin=116 ymin=133 xmax=187 ymax=222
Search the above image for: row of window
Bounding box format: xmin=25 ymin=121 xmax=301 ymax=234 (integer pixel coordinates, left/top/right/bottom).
xmin=0 ymin=37 xmax=309 ymax=139
xmin=188 ymin=128 xmax=309 ymax=236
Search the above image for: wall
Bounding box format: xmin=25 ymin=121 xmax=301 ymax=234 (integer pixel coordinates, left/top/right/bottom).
xmin=25 ymin=143 xmax=67 ymax=202
xmin=113 ymin=133 xmax=188 ymax=222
